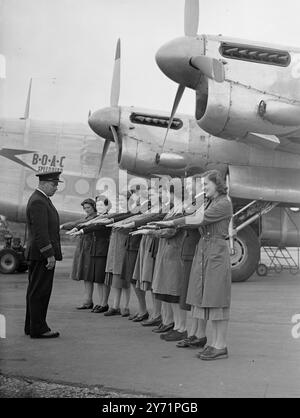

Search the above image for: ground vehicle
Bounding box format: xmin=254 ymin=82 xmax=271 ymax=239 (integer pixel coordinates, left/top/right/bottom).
xmin=0 ymin=234 xmax=28 ymax=274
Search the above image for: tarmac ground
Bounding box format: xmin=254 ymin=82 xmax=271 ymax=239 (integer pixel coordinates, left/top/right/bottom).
xmin=0 ymin=246 xmax=300 ymax=398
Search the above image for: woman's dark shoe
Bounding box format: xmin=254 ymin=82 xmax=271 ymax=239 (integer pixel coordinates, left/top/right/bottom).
xmin=141 ymin=316 xmax=162 ymax=327
xmin=176 ymin=335 xmax=198 ymax=348
xmin=153 ymin=322 xmax=174 ymax=333
xmin=132 ymin=312 xmax=149 ymax=322
xmin=104 ymin=308 xmax=121 ymax=317
xmin=93 ymin=305 xmax=109 ymax=314
xmin=162 ymin=330 xmax=188 ymax=342
xmin=198 ymin=346 xmax=228 ymax=361
xmin=91 ymin=305 xmax=101 ymax=313
xmin=160 ymin=328 xmax=179 ymax=340
xmin=76 ymin=303 xmax=93 ymax=310
xmin=189 ymin=336 xmax=207 ymax=348
xmin=122 ymin=308 xmax=130 ymax=317
xmin=196 ymin=345 xmax=211 ymax=357
xmin=152 ymin=323 xmax=164 ymax=333
xmin=128 ymin=313 xmax=139 ymax=321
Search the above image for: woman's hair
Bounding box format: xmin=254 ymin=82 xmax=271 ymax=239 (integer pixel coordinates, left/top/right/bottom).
xmin=95 ymin=195 xmax=112 ymax=212
xmin=203 ymin=170 xmax=228 ymax=195
xmin=81 ymin=198 xmax=97 ymax=212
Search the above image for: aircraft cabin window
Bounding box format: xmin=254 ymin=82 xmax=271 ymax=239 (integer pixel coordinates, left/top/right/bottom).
xmin=130 ymin=113 xmax=183 ymax=130
xmin=220 ymin=43 xmax=291 ymax=67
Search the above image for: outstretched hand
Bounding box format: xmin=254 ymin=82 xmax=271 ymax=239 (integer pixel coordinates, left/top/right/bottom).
xmin=66 ymin=228 xmax=78 ymax=235
xmin=148 ymin=220 xmax=174 ymax=228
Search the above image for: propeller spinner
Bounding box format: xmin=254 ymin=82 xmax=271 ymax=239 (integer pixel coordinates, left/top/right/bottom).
xmin=155 ymin=0 xmax=225 ymax=159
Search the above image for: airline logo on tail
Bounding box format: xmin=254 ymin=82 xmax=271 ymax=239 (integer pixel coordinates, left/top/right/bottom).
xmin=0 ymin=148 xmax=66 ymax=172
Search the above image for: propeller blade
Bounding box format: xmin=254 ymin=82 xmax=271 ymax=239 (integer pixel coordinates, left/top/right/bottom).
xmin=110 ymin=38 xmax=121 ymax=107
xmin=23 ymin=78 xmax=32 ymax=120
xmin=161 ymin=84 xmax=185 ymax=150
xmin=190 ymin=56 xmax=225 ymax=83
xmin=99 ymin=139 xmax=111 ymax=174
xmin=184 ymin=0 xmax=199 ymax=37
xmin=110 ymin=125 xmax=121 ymax=157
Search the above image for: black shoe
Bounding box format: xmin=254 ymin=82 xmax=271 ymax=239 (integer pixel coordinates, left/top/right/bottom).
xmin=198 ymin=346 xmax=229 ymax=360
xmin=128 ymin=313 xmax=139 ymax=320
xmin=153 ymin=322 xmax=174 ymax=333
xmin=104 ymin=308 xmax=121 ymax=317
xmin=31 ymin=331 xmax=60 ymax=339
xmin=93 ymin=305 xmax=109 ymax=313
xmin=91 ymin=305 xmax=101 ymax=312
xmin=160 ymin=329 xmax=176 ymax=340
xmin=189 ymin=336 xmax=207 ymax=348
xmin=76 ymin=303 xmax=93 ymax=310
xmin=132 ymin=312 xmax=149 ymax=322
xmin=122 ymin=308 xmax=130 ymax=317
xmin=141 ymin=316 xmax=162 ymax=327
xmin=163 ymin=330 xmax=188 ymax=342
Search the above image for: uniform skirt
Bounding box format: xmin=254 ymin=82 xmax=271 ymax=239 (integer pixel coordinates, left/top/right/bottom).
xmin=132 ymin=235 xmax=157 ymax=291
xmin=85 ymin=256 xmax=107 ymax=284
xmin=70 ymin=235 xmax=93 ymax=282
xmin=191 ymin=306 xmax=230 ymax=320
xmin=152 ymin=230 xmax=186 ymax=303
xmin=179 ymin=230 xmax=200 ymax=311
xmin=186 ymin=237 xmax=231 ymax=312
xmin=105 ymin=230 xmax=128 ymax=287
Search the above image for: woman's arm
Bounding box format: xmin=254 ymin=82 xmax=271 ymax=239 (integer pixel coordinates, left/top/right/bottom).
xmin=173 ymin=197 xmax=232 ymax=227
xmin=173 ymin=205 xmax=205 ymax=227
xmin=117 ymin=212 xmax=164 ymax=230
xmin=60 ymin=218 xmax=87 ymax=230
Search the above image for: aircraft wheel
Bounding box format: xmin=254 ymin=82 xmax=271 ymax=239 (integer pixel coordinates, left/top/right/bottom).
xmin=256 ymin=263 xmax=268 ymax=277
xmin=0 ymin=249 xmax=20 ymax=274
xmin=228 ymin=226 xmax=260 ymax=283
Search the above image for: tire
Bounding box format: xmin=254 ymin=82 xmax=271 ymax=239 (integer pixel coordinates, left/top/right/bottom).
xmin=0 ymin=249 xmax=20 ymax=274
xmin=256 ymin=263 xmax=268 ymax=277
xmin=227 ymin=226 xmax=260 ymax=283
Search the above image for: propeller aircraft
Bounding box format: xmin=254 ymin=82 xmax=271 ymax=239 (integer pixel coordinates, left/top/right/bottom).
xmin=2 ymin=0 xmax=300 ymax=282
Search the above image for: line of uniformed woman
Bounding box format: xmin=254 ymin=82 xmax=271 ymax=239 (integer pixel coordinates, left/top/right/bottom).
xmin=66 ymin=171 xmax=232 ymax=361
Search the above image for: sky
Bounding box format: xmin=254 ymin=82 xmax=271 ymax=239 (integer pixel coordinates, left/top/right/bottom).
xmin=1 ymin=0 xmax=300 ymax=122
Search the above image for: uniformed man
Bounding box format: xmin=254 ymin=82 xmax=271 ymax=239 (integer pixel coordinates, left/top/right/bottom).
xmin=24 ymin=171 xmax=63 ymax=338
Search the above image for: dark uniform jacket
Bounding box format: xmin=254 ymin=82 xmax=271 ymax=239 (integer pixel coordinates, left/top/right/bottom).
xmin=81 ymin=212 xmax=132 ymax=257
xmin=82 ymin=223 xmax=111 ymax=257
xmin=25 ymin=190 xmax=62 ymax=261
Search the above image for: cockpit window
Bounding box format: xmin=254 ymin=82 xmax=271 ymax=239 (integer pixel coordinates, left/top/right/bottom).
xmin=130 ymin=113 xmax=183 ymax=130
xmin=220 ymin=42 xmax=291 ymax=67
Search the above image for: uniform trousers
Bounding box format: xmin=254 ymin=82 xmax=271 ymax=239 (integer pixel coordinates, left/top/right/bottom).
xmin=25 ymin=260 xmax=55 ymax=337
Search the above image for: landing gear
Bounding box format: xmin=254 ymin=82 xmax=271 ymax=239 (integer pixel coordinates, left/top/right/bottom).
xmin=228 ymin=200 xmax=278 ymax=283
xmin=229 ymin=226 xmax=260 ymax=283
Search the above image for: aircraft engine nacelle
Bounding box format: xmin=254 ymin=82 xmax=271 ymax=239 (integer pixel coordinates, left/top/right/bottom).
xmin=193 ymin=36 xmax=300 ymax=142
xmin=195 ymin=77 xmax=297 ymax=142
xmin=118 ymin=107 xmax=193 ymax=177
xmin=118 ymin=134 xmax=188 ymax=178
